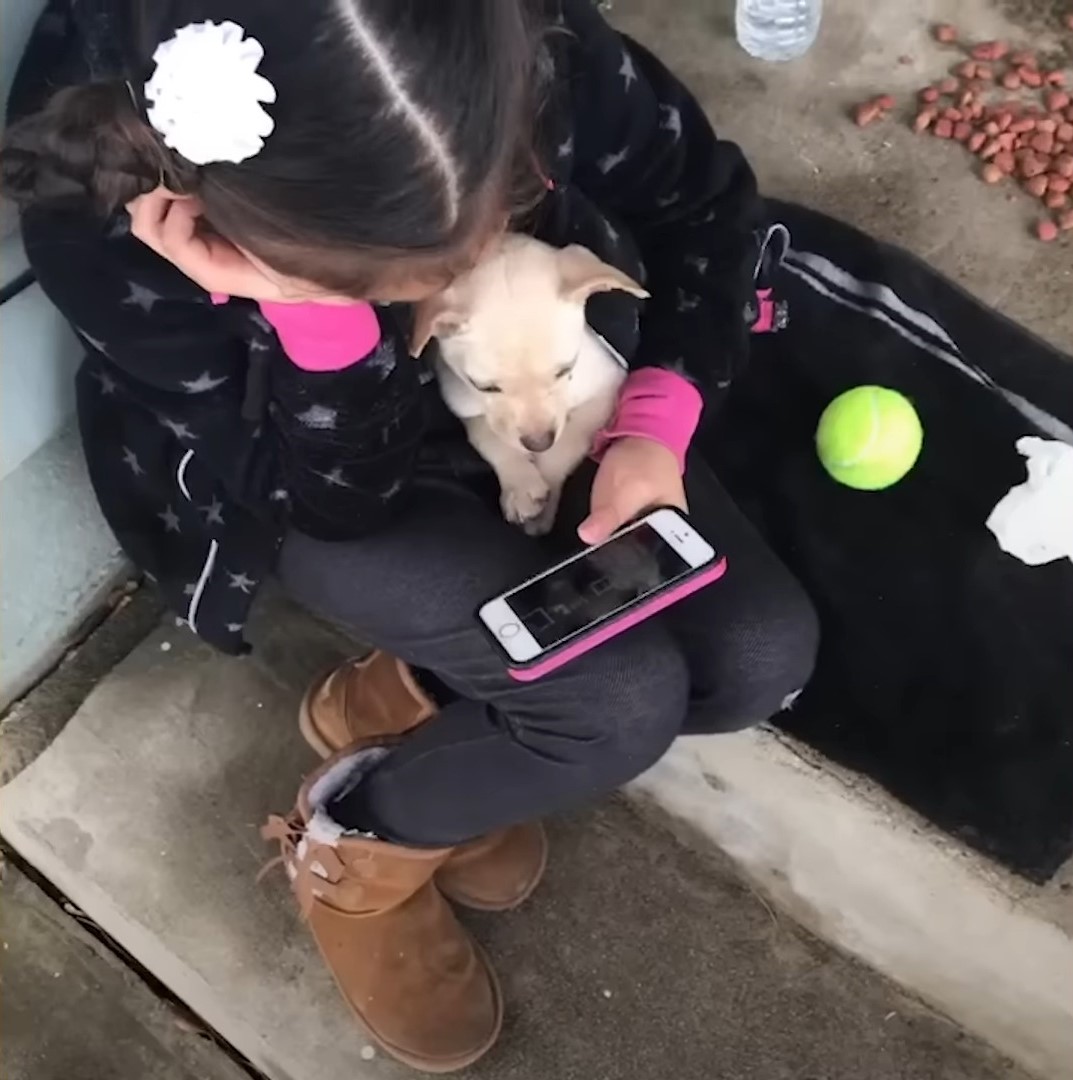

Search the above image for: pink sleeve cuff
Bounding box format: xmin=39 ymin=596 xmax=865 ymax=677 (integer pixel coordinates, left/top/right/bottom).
xmin=258 ymin=301 xmax=382 ymax=372
xmin=591 ymin=367 xmax=703 ymax=474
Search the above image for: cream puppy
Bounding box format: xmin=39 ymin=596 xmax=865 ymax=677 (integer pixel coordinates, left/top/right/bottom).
xmin=412 ymin=235 xmax=647 ymax=535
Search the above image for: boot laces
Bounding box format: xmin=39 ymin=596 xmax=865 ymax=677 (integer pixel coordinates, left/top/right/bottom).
xmin=259 ymin=813 xmax=347 ymax=917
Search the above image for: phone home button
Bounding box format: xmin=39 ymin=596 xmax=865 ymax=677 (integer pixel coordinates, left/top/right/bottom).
xmin=499 ymin=623 xmax=521 ymax=639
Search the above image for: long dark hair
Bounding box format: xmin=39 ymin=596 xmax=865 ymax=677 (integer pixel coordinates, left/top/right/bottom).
xmin=1 ymin=0 xmax=548 ymax=295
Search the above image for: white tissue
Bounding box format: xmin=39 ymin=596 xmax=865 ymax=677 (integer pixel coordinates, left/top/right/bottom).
xmin=986 ymin=437 xmax=1073 ymax=566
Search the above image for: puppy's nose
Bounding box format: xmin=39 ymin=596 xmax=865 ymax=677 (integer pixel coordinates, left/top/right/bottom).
xmin=520 ymin=429 xmax=557 ymax=454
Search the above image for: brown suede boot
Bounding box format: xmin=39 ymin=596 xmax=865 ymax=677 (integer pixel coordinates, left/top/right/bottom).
xmin=262 ymin=742 xmax=502 ymax=1073
xmin=299 ymin=652 xmax=547 ymax=912
xmin=299 ymin=652 xmax=436 ymax=756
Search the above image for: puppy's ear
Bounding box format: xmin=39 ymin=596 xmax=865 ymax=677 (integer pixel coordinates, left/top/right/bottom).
xmin=556 ymin=244 xmax=649 ymax=304
xmin=410 ymin=294 xmax=469 ymax=357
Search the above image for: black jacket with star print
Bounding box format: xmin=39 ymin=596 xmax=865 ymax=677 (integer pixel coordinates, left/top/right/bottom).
xmin=10 ymin=0 xmax=761 ymax=654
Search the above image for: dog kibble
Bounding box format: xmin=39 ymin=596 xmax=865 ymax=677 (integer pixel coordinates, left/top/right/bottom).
xmin=1022 ymin=156 xmax=1049 ymax=178
xmin=971 ymin=41 xmax=1007 ymax=61
xmin=1036 ymin=219 xmax=1059 ymax=241
xmin=855 ymin=17 xmax=1073 ymax=242
xmin=1054 ymin=154 xmax=1073 ymax=178
xmin=1026 ymin=175 xmax=1050 ymax=197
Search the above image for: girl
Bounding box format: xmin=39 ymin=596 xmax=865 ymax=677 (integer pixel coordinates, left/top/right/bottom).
xmin=4 ymin=0 xmax=818 ymax=1070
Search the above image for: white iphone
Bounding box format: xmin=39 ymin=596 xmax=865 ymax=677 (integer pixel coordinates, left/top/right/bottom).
xmin=478 ymin=507 xmax=726 ymax=681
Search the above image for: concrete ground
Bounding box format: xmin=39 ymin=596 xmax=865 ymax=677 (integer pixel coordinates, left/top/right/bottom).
xmin=3 ymin=1 xmax=1072 ymax=1078
xmin=0 ymin=862 xmax=246 ymax=1080
xmin=610 ymin=0 xmax=1073 ymax=354
xmin=0 ymin=597 xmax=1030 ymax=1080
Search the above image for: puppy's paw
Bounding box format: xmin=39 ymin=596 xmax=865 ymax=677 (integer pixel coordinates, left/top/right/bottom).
xmin=501 ymin=476 xmax=551 ymax=532
xmin=521 ymin=485 xmax=561 ymax=537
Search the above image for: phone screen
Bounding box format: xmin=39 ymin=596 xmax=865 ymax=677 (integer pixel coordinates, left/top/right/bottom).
xmin=507 ymin=522 xmax=693 ymax=649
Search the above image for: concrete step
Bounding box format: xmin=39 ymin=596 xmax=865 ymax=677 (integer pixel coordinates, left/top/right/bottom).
xmin=0 ymin=861 xmax=247 ymax=1080
xmin=0 ymin=597 xmax=1035 ymax=1080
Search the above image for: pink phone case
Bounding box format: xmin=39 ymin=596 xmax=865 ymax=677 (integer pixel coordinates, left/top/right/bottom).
xmin=506 ymin=555 xmax=728 ymax=682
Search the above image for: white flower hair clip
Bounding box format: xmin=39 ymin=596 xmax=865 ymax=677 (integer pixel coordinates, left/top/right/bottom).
xmin=144 ymin=21 xmax=276 ymax=167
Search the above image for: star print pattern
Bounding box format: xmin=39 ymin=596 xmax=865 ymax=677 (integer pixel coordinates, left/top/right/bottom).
xmin=659 ymin=104 xmax=682 ymax=140
xmin=160 ymin=417 xmax=198 ymax=441
xmin=315 ymin=467 xmax=352 ymax=488
xmin=122 ymin=447 xmax=144 ymax=477
xmin=92 ymin=370 xmax=117 ymax=395
xmin=619 ymin=49 xmax=637 ymax=90
xmin=106 ymin=214 xmax=131 ymax=240
xmin=19 ymin=0 xmax=759 ymax=657
xmin=201 ymin=498 xmax=225 ymax=526
xmin=296 ymin=405 xmax=338 ymax=430
xmin=597 ymin=146 xmax=630 ymax=174
xmin=122 ymin=282 xmax=162 ymax=312
xmin=363 ymin=341 xmax=398 ymax=377
xmin=159 ymin=505 xmax=181 ymax=533
xmin=228 ymin=572 xmax=257 ymax=594
xmin=181 ymin=371 xmax=229 ymax=394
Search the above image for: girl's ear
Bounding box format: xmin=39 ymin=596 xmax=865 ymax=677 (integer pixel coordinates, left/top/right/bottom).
xmin=410 ymin=292 xmax=470 ymax=357
xmin=555 ymin=244 xmax=649 ymax=304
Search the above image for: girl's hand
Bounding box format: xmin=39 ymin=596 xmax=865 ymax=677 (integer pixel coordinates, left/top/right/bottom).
xmin=126 ymin=188 xmax=351 ymax=304
xmin=578 ymin=436 xmax=687 ymax=545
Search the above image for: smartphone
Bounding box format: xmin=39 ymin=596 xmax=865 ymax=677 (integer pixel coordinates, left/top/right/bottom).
xmin=478 ymin=507 xmax=726 ymax=681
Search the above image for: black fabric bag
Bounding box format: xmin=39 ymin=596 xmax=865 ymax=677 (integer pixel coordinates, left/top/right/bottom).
xmin=704 ymin=200 xmax=1073 ymax=882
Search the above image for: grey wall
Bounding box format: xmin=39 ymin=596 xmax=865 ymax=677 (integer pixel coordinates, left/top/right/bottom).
xmin=1 ymin=0 xmax=128 ymax=708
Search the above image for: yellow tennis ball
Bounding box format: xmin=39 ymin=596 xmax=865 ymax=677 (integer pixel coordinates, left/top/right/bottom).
xmin=816 ymin=386 xmax=923 ymax=490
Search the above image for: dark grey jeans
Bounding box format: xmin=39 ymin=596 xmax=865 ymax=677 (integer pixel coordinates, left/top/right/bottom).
xmin=278 ymin=456 xmax=818 ymax=845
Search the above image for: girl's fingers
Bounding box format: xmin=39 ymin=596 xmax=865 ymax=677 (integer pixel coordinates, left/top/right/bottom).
xmin=157 ymin=198 xmax=215 ymax=282
xmin=126 ymin=189 xmax=173 ymax=258
xmin=124 ymin=188 xmax=340 ymax=303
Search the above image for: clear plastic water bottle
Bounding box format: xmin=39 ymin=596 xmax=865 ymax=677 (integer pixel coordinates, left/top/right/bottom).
xmin=735 ymin=0 xmax=822 ymax=62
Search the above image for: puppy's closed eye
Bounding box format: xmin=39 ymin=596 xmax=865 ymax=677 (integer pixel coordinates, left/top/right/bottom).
xmin=470 ymin=378 xmax=503 ymax=394
xmin=555 ymin=362 xmax=576 ymax=380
